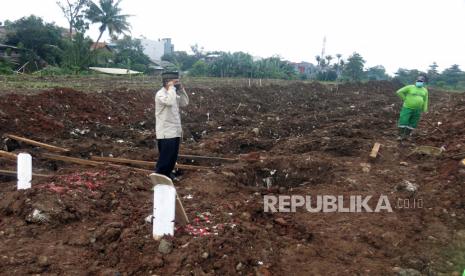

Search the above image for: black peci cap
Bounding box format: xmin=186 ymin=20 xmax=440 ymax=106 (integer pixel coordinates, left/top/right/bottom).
xmin=161 ymin=71 xmax=179 ymax=80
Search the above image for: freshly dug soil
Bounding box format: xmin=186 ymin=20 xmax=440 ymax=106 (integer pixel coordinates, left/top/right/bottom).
xmin=0 ymin=80 xmax=464 ymax=275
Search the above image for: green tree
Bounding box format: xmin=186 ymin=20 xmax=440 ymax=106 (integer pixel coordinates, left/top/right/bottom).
xmin=112 ymin=35 xmax=151 ymax=72
xmin=56 ymin=0 xmax=89 ymax=38
xmin=394 ymin=68 xmax=425 ymax=85
xmin=253 ymin=56 xmax=297 ymax=79
xmin=316 ymin=70 xmax=337 ymax=81
xmin=162 ymin=51 xmax=199 ymax=71
xmin=189 ymin=60 xmax=208 ymax=76
xmin=61 ymin=32 xmax=94 ymax=72
xmin=366 ymin=65 xmax=389 ymax=81
xmin=440 ymin=64 xmax=464 ymax=89
xmin=426 ymin=62 xmax=439 ymax=85
xmin=342 ymin=52 xmax=365 ymax=81
xmin=315 ymin=55 xmax=321 ymax=67
xmin=325 ymin=55 xmax=333 ymax=67
xmin=5 ymin=15 xmax=64 ymax=67
xmin=86 ymin=0 xmax=131 ymax=45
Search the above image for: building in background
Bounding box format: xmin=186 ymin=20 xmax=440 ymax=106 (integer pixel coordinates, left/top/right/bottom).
xmin=0 ymin=25 xmax=7 ymax=42
xmin=140 ymin=38 xmax=174 ymax=62
xmin=291 ymin=61 xmax=316 ymax=78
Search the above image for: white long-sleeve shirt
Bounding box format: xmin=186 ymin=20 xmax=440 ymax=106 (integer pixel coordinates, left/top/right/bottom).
xmin=155 ymin=86 xmax=189 ymax=139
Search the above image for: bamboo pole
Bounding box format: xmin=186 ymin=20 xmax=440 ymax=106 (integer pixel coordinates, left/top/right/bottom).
xmin=0 ymin=150 xmax=17 ymax=161
xmin=178 ymin=154 xmax=237 ymax=162
xmin=90 ymin=156 xmax=212 ymax=170
xmin=0 ymin=169 xmax=51 ymax=178
xmin=41 ymin=153 xmax=103 ymax=166
xmin=5 ymin=134 xmax=70 ymax=153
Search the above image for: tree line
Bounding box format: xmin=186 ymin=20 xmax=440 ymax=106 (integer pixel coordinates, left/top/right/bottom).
xmin=0 ymin=0 xmax=151 ymax=74
xmin=0 ymin=0 xmax=464 ymax=89
xmin=163 ymin=49 xmax=465 ymax=89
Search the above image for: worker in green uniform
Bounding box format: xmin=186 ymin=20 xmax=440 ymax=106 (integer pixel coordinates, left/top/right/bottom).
xmin=396 ymin=76 xmax=429 ymax=141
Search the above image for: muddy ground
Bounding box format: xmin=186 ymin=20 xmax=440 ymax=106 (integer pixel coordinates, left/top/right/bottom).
xmin=0 ymin=79 xmax=464 ymax=275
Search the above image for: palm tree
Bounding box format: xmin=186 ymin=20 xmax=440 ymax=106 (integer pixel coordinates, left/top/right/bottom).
xmin=335 ymin=54 xmax=342 ymax=64
xmin=325 ymin=55 xmax=333 ymax=66
xmin=86 ymin=0 xmax=131 ymax=45
xmin=315 ymin=55 xmax=321 ymax=66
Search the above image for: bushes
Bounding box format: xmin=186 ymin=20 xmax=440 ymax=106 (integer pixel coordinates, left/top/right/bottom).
xmin=0 ymin=61 xmax=14 ymax=75
xmin=33 ymin=66 xmax=74 ymax=76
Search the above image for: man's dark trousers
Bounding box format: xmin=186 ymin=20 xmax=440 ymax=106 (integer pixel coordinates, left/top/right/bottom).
xmin=155 ymin=137 xmax=180 ymax=178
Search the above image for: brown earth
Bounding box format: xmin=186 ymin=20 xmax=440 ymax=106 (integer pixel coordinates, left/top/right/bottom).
xmin=0 ymin=80 xmax=464 ymax=275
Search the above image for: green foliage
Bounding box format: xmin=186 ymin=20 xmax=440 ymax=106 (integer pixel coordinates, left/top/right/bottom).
xmin=86 ymin=0 xmax=131 ymax=44
xmin=33 ymin=65 xmax=74 ymax=76
xmin=316 ymin=70 xmax=337 ymax=81
xmin=366 ymin=65 xmax=390 ymax=81
xmin=394 ymin=68 xmax=426 ymax=84
xmin=162 ymin=51 xmax=199 ymax=71
xmin=112 ymin=36 xmax=152 ymax=73
xmin=0 ymin=61 xmax=14 ymax=75
xmin=342 ymin=52 xmax=365 ymax=82
xmin=439 ymin=64 xmax=464 ymax=89
xmin=5 ymin=15 xmax=64 ymax=67
xmin=92 ymin=48 xmax=114 ymax=67
xmin=427 ymin=62 xmax=440 ymax=85
xmin=253 ymin=56 xmax=297 ymax=79
xmin=184 ymin=52 xmax=296 ymax=79
xmin=189 ymin=60 xmax=208 ymax=76
xmin=60 ymin=33 xmax=94 ymax=72
xmin=207 ymin=52 xmax=254 ymax=78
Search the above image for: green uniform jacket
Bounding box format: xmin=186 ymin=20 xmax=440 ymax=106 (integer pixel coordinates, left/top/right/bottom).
xmin=396 ymin=85 xmax=429 ymax=112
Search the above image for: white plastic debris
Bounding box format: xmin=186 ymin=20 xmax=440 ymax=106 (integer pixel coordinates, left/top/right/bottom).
xmin=153 ymin=184 xmax=176 ymax=239
xmin=398 ymin=180 xmax=418 ymax=193
xmin=26 ymin=209 xmax=50 ymax=223
xmin=17 ymin=153 xmax=32 ymax=190
xmin=183 ymin=194 xmax=193 ymax=200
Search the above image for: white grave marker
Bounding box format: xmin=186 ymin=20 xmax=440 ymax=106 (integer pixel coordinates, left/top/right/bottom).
xmin=153 ymin=184 xmax=176 ymax=240
xmin=17 ymin=153 xmax=32 ymax=190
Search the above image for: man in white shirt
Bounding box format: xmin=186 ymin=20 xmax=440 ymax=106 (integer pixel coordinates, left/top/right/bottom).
xmin=155 ymin=71 xmax=189 ymax=178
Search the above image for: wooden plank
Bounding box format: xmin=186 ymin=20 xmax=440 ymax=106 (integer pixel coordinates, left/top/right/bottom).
xmin=0 ymin=150 xmax=18 ymax=161
xmin=0 ymin=169 xmax=52 ymax=178
xmin=106 ymin=163 xmax=153 ymax=174
xmin=179 ymin=154 xmax=237 ymax=162
xmin=41 ymin=153 xmax=103 ymax=166
xmin=90 ymin=156 xmax=212 ymax=171
xmin=91 ymin=156 xmax=154 ymax=167
xmin=6 ymin=134 xmax=70 ymax=153
xmin=369 ymin=142 xmax=381 ymax=159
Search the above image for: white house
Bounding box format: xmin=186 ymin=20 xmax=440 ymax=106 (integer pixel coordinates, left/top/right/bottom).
xmin=140 ymin=38 xmax=174 ymax=62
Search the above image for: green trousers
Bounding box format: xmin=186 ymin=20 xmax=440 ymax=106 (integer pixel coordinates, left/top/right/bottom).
xmin=398 ymin=106 xmax=422 ymax=130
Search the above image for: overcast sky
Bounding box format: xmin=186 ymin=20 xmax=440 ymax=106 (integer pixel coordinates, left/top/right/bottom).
xmin=1 ymin=0 xmax=465 ymax=74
